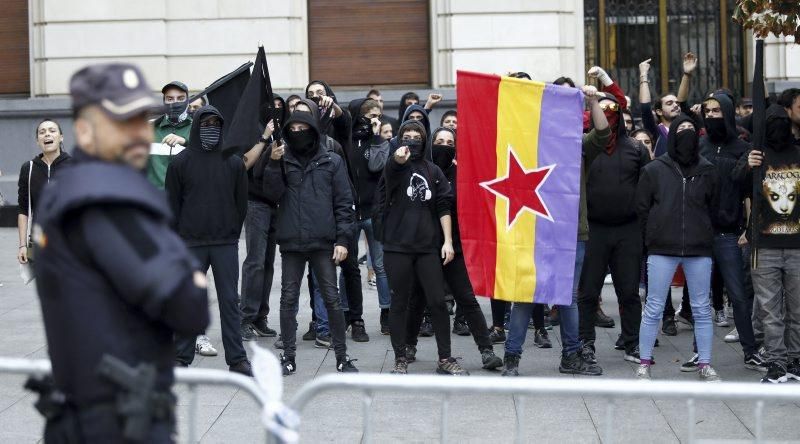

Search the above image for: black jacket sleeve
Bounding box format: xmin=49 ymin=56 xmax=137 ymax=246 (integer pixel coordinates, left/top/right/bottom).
xmin=164 ymin=159 xmax=182 ymax=229
xmin=641 ymin=102 xmax=659 ymax=142
xmin=71 ymin=206 xmax=209 ymax=335
xmin=434 ymin=166 xmax=452 ymax=218
xmin=233 ymin=158 xmax=248 ymax=229
xmin=332 ymin=157 xmax=355 ymax=246
xmin=636 ymin=167 xmax=655 ymax=237
xmin=17 ymin=162 xmax=29 ymax=216
xmin=263 ymin=157 xmax=287 ymax=204
xmin=384 ymin=155 xmax=408 ymax=191
xmin=732 ymin=149 xmax=753 ymax=191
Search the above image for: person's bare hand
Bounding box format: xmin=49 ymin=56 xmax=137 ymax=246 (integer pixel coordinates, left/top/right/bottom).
xmin=639 ymin=58 xmax=652 ymax=76
xmin=270 ymin=142 xmax=285 ymax=160
xmin=370 ymin=117 xmax=381 ymax=135
xmin=683 ymin=52 xmax=698 ymax=75
xmin=263 ymin=120 xmax=275 ymax=139
xmin=738 ymin=232 xmax=748 ymax=247
xmin=427 ymin=93 xmax=443 ymax=105
xmin=587 ymin=66 xmax=601 ymax=79
xmin=394 ymin=146 xmax=410 ymax=164
xmin=441 ymin=240 xmax=454 ymax=265
xmin=17 ymin=246 xmax=28 ymax=264
xmin=332 ymin=245 xmax=348 ymax=265
xmin=690 ymin=103 xmax=702 ymax=116
xmin=582 ymin=85 xmax=599 ymax=103
xmin=748 ymin=150 xmax=763 ymax=168
xmin=162 ymin=134 xmax=186 ymax=147
xmin=319 ymin=96 xmax=334 ymax=109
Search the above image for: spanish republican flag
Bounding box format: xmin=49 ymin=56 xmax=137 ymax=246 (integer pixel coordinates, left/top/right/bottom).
xmin=457 ymin=71 xmax=584 ymax=305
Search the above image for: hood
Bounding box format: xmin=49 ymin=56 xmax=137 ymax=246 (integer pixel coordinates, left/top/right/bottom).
xmin=397 ymin=119 xmax=429 ymax=161
xmin=431 ymin=126 xmax=457 ymax=171
xmin=401 ymin=104 xmax=431 ymax=136
xmin=271 ymin=94 xmax=288 ymax=128
xmin=765 ymin=104 xmax=795 ymax=151
xmin=295 ymin=98 xmax=323 ymax=125
xmin=305 ymin=80 xmax=338 ymax=104
xmin=666 ymin=114 xmax=699 ymax=162
xmin=347 ymin=97 xmax=369 ymax=126
xmin=598 ymin=94 xmax=627 ymax=138
xmin=282 ymin=110 xmax=322 ymax=155
xmin=188 ymin=105 xmax=224 ymax=151
xmin=702 ymin=92 xmax=738 ymax=142
xmin=398 ymin=92 xmax=420 ymax=121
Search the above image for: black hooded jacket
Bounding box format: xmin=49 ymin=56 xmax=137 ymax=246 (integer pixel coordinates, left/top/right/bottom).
xmin=397 ymin=92 xmax=420 ymax=123
xmin=636 ymin=115 xmax=719 ymax=256
xmin=263 ymin=111 xmax=355 ymax=252
xmin=165 ymin=105 xmax=248 ymax=247
xmin=586 ymin=96 xmax=650 ymax=225
xmin=382 ymin=120 xmax=452 ymax=254
xmin=246 ymin=95 xmax=288 ymax=206
xmin=347 ymin=98 xmax=391 ymax=219
xmin=18 ymin=150 xmax=72 ymax=221
xmin=431 ymin=127 xmax=462 ymax=252
xmin=305 ymin=80 xmax=351 ymax=150
xmin=699 ymin=93 xmax=751 ymax=234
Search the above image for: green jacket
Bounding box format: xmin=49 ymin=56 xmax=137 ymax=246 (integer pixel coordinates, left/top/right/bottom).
xmin=147 ymin=116 xmax=192 ymax=189
xmin=579 ymin=127 xmax=611 ymax=241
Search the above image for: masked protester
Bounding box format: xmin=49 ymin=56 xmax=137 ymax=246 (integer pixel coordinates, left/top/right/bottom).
xmin=147 ymin=81 xmax=192 ymax=189
xmin=697 ymin=93 xmax=765 ymax=372
xmin=263 ymin=111 xmax=359 ymax=375
xmin=397 ymin=91 xmax=420 ymax=124
xmin=305 ymin=80 xmax=349 ymax=149
xmin=636 ymin=114 xmax=720 ymax=382
xmin=165 ymin=106 xmax=253 ymax=376
xmin=404 ymin=127 xmax=504 ymax=371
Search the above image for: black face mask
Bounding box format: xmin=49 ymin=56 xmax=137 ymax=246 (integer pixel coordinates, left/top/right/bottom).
xmin=199 ymin=125 xmax=221 ymax=151
xmin=766 ymin=117 xmax=792 ymax=151
xmin=403 ymin=139 xmax=424 ymax=160
xmin=353 ymin=116 xmax=372 ymax=140
xmin=671 ymin=129 xmax=699 ymax=167
xmin=432 ymin=143 xmax=455 ymax=170
xmin=167 ymin=101 xmax=188 ymax=123
xmin=286 ymin=129 xmax=317 ymax=156
xmin=705 ymin=118 xmax=727 ymax=142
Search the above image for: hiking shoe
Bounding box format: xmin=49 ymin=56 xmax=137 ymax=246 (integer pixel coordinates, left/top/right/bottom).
xmin=196 ymin=335 xmax=218 ymax=356
xmin=614 ymin=334 xmax=624 ymax=350
xmin=336 ymin=356 xmax=359 ymax=373
xmin=624 ymin=346 xmax=641 ymax=364
xmin=437 ymin=357 xmax=470 ymax=376
xmin=595 ymin=308 xmax=615 ymax=328
xmin=744 ymin=353 xmax=767 ymax=372
xmin=302 ymin=322 xmax=316 ymax=341
xmin=229 ymin=360 xmax=253 ymax=377
xmin=452 ymin=320 xmax=470 ymax=336
xmin=368 ymin=276 xmax=377 ymax=287
xmin=676 ymin=311 xmax=694 ymax=326
xmin=241 ymin=323 xmax=258 ymax=342
xmin=502 ymin=353 xmax=520 ymax=377
xmin=358 ymin=254 xmax=367 ymax=265
xmin=446 ymin=300 xmax=455 ymax=316
xmin=419 ymin=316 xmax=434 ymax=337
xmin=314 ymin=334 xmax=332 ymax=349
xmin=724 ymin=328 xmax=739 ymax=343
xmin=636 ymin=364 xmax=651 ymax=380
xmin=580 ymin=343 xmax=598 ymax=365
xmin=533 ymin=328 xmax=552 ymax=349
xmin=380 ymin=309 xmax=390 ymax=335
xmin=481 ymin=349 xmax=504 ymax=370
xmin=391 ymin=358 xmax=408 ymax=375
xmin=714 ymin=310 xmax=730 ymax=327
xmin=274 ymin=335 xmax=284 ymax=350
xmin=681 ymin=354 xmax=699 ymax=372
xmin=787 ymin=359 xmax=800 ymax=381
xmin=351 ymin=321 xmax=370 ymax=342
xmin=488 ymin=327 xmax=506 ymax=344
xmin=252 ymin=318 xmax=277 ymax=337
xmin=661 ymin=317 xmax=678 ymax=336
xmin=406 ymin=345 xmax=417 ymax=363
xmin=762 ymin=362 xmax=788 ymax=383
xmin=698 ymin=365 xmax=721 ymax=382
xmin=280 ymin=354 xmax=296 ymax=376
xmin=559 ymin=351 xmax=603 ymax=376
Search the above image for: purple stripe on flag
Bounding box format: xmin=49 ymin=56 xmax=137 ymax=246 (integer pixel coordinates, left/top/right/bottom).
xmin=532 ymin=84 xmax=584 ymax=305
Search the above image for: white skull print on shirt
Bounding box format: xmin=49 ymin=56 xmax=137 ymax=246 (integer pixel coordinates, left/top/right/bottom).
xmin=760 ymin=165 xmax=800 ymax=235
xmin=407 ymin=173 xmax=432 ymax=202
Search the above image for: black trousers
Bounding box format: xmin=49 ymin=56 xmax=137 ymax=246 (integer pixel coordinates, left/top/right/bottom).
xmin=490 ymin=299 xmax=509 ymax=328
xmin=578 ymin=221 xmax=642 ymax=352
xmin=280 ymin=250 xmax=347 ymax=360
xmin=406 ymin=253 xmax=493 ymax=350
xmin=385 ymin=251 xmax=451 ymax=360
xmin=339 ymin=229 xmax=364 ymax=323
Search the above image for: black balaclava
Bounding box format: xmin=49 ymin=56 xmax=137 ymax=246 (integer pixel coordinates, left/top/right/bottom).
xmin=353 ymin=115 xmax=372 ymax=140
xmin=167 ymin=100 xmax=188 ymax=123
xmin=199 ymin=125 xmax=221 ymax=151
xmin=406 ymin=139 xmax=424 ymax=160
xmin=705 ymin=117 xmax=727 ymax=142
xmin=431 ymin=128 xmax=456 ymax=171
xmin=765 ymin=105 xmax=794 ymax=152
xmin=672 ymin=129 xmax=700 ymax=166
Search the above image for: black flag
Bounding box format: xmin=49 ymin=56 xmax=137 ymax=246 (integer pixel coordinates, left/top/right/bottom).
xmin=750 ymin=39 xmax=766 ymax=269
xmin=222 ymin=45 xmax=275 ymax=157
xmin=190 ymin=62 xmax=253 ymax=124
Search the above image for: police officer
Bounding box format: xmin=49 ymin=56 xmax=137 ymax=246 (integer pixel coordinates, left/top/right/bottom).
xmin=31 ymin=63 xmax=210 ymax=443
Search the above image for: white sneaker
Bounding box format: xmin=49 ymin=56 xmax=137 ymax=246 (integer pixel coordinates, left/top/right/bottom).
xmin=699 ymin=365 xmax=721 ymax=382
xmin=604 ymin=274 xmax=613 ymax=285
xmin=635 ymin=364 xmax=651 ymax=380
xmin=714 ymin=310 xmax=730 ymax=327
xmin=724 ymin=328 xmax=739 ymax=343
xmin=195 ymin=335 xmax=218 ymax=356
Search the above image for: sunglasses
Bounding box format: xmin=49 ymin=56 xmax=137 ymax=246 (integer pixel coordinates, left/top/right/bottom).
xmin=599 ymin=102 xmax=619 ymax=112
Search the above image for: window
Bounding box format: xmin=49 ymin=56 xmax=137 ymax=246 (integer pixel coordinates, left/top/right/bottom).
xmin=0 ymin=0 xmax=29 ymax=95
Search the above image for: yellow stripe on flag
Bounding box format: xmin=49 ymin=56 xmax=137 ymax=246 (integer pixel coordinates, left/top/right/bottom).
xmin=493 ymin=77 xmax=544 ymax=302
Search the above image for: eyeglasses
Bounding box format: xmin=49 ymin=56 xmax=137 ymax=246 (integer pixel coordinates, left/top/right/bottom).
xmin=599 ymin=102 xmax=619 ymax=112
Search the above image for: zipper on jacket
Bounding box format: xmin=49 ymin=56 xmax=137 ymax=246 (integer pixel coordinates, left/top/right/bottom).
xmin=356 ymin=140 xmax=362 ymax=219
xmin=673 ymin=163 xmax=687 ymax=256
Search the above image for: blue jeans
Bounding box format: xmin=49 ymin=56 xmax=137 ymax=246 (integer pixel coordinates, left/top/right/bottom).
xmin=340 ymin=218 xmax=391 ymax=309
xmin=713 ymin=234 xmax=756 ymax=356
xmin=311 ymin=271 xmax=330 ymax=336
xmin=640 ymin=255 xmax=713 ymax=363
xmin=506 ymin=241 xmax=584 ymax=357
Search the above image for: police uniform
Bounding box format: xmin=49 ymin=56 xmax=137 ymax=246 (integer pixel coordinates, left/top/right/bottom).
xmin=30 ymin=64 xmax=210 ymax=443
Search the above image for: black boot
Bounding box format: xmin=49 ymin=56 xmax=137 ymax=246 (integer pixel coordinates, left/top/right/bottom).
xmin=380 ymin=309 xmax=390 ymax=335
xmin=559 ymin=351 xmax=602 ymax=376
xmin=502 ymin=353 xmax=520 ymax=376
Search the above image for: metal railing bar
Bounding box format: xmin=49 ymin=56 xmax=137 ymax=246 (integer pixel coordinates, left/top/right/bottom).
xmin=604 ymin=398 xmax=615 ymax=444
xmin=440 ymin=393 xmax=450 ymax=444
xmin=754 ymin=400 xmax=764 ymax=444
xmin=362 ymin=390 xmax=374 ymax=444
xmin=687 ymin=398 xmax=696 ymax=444
xmin=513 ymin=395 xmax=524 ymax=444
xmin=188 ymin=384 xmax=198 ymax=444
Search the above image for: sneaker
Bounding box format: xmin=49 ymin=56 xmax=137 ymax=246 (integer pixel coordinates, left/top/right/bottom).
xmin=252 ymin=318 xmax=277 ymax=337
xmin=488 ymin=327 xmax=506 ymax=344
xmin=549 ymin=306 xmax=560 ymax=327
xmin=761 ymin=362 xmax=788 ymax=383
xmin=314 ymin=334 xmax=332 ymax=349
xmin=698 ymin=365 xmax=721 ymax=382
xmin=527 ymin=318 xmax=536 ymax=330
xmin=302 ymin=322 xmax=316 ymax=341
xmin=725 ymin=305 xmax=734 ymax=319
xmin=358 ymin=254 xmax=367 ymax=265
xmin=195 ymin=335 xmax=218 ymax=356
xmin=681 ymin=354 xmax=699 ymax=372
xmin=274 ymin=335 xmax=284 ymax=350
xmin=229 ymin=360 xmax=253 ymax=377
xmin=724 ymin=328 xmax=739 ymax=343
xmin=714 ymin=310 xmax=730 ymax=327
xmin=419 ymin=316 xmax=434 ymax=337
xmin=174 ymin=360 xmax=189 ymax=368
xmin=336 ymin=356 xmax=359 ymax=373
xmin=350 ymin=321 xmax=370 ymax=342
xmin=280 ymin=354 xmax=296 ymax=376
xmin=391 ymin=358 xmax=408 ymax=374
xmin=446 ymin=300 xmax=455 ymax=316
xmin=533 ymin=329 xmax=552 ymax=349
xmin=437 ymin=357 xmax=470 ymax=376
xmin=744 ymin=353 xmax=768 ymax=372
xmin=614 ymin=334 xmax=624 ymax=351
xmin=502 ymin=353 xmax=520 ymax=377
xmin=241 ymin=323 xmax=258 ymax=342
xmin=661 ymin=317 xmax=678 ymax=336
xmin=379 ymin=309 xmax=390 ymax=335
xmin=452 ymin=320 xmax=470 ymax=336
xmin=559 ymin=351 xmax=603 ymax=376
xmin=624 ymin=346 xmax=641 ymax=364
xmin=580 ymin=343 xmax=598 ymax=365
xmin=595 ymin=307 xmax=615 ymax=328
xmin=787 ymin=359 xmax=800 ymax=381
xmin=368 ymin=276 xmax=377 ymax=287
xmin=480 ymin=349 xmax=504 ymax=370
xmin=635 ymin=364 xmax=651 ymax=380
xmin=406 ymin=345 xmax=417 ymax=363
xmin=676 ymin=311 xmax=694 ymax=326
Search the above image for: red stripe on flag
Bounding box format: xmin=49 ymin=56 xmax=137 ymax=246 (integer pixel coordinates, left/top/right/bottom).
xmin=456 ymin=71 xmax=500 ymax=298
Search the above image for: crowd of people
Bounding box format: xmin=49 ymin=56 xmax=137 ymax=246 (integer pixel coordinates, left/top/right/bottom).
xmin=17 ymin=53 xmax=800 ymax=384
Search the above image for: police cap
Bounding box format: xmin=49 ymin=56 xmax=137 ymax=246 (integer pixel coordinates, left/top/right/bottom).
xmin=69 ymin=63 xmax=163 ymax=120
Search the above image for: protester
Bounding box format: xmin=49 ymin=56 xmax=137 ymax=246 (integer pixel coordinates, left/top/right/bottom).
xmin=397 ymin=92 xmax=420 ymax=123
xmin=147 ymin=81 xmax=192 ymax=189
xmin=441 ymin=110 xmax=457 ymax=131
xmin=166 ymin=105 xmax=253 ymax=377
xmin=286 ymin=94 xmax=301 ymax=113
xmin=737 ymin=97 xmax=753 ymax=119
xmin=368 ymin=88 xmax=399 ymax=131
xmin=380 ymin=121 xmax=393 ymax=140
xmin=188 ymin=95 xmax=206 ymax=117
xmin=636 ymin=114 xmax=720 ymax=382
xmin=631 ymin=129 xmax=655 ymax=159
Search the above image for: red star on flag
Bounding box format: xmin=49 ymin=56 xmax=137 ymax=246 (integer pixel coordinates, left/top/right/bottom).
xmin=480 ymin=146 xmax=555 ymax=228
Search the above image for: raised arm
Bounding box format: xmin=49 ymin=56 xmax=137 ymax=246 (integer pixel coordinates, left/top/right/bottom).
xmin=677 ymin=52 xmax=697 ymax=104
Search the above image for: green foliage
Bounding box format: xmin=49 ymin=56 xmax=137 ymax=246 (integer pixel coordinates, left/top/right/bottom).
xmin=734 ymin=0 xmax=800 ymax=40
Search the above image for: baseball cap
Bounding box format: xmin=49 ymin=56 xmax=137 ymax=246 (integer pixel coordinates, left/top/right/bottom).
xmin=69 ymin=63 xmax=163 ymax=120
xmin=161 ymin=80 xmax=189 ymax=95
